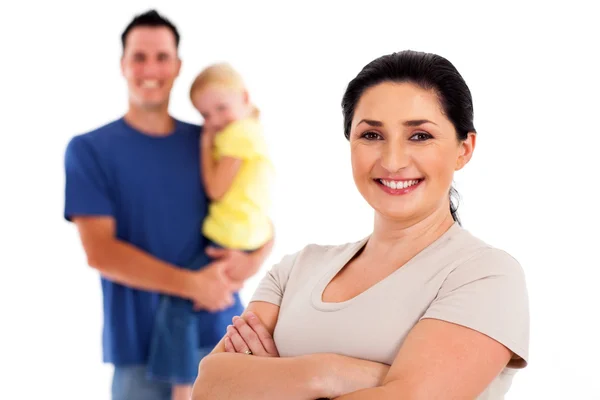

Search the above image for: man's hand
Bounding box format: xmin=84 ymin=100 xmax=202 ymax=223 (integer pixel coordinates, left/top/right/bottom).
xmin=189 ymin=261 xmax=243 ymax=312
xmin=206 ymin=246 xmax=258 ymax=282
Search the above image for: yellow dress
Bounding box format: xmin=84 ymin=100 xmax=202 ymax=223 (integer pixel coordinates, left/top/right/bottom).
xmin=202 ymin=118 xmax=273 ymax=250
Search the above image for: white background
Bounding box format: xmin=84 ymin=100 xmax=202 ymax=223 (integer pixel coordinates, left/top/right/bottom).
xmin=2 ymin=1 xmax=599 ymax=399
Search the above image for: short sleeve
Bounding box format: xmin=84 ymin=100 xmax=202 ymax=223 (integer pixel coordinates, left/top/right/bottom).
xmin=214 ymin=119 xmax=265 ymax=160
xmin=63 ymin=136 xmax=114 ymax=221
xmin=421 ymin=248 xmax=530 ymax=368
xmin=250 ymin=251 xmax=300 ymax=306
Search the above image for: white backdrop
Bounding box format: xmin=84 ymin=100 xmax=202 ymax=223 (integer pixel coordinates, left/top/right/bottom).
xmin=2 ymin=1 xmax=599 ymax=399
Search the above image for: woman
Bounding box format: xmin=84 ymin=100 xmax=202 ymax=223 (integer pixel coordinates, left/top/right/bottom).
xmin=191 ymin=50 xmax=529 ymax=400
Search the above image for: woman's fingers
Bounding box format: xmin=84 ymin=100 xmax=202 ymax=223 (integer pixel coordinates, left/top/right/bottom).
xmin=232 ymin=316 xmax=268 ymax=356
xmin=244 ymin=311 xmax=279 ymax=356
xmin=224 ymin=336 xmax=235 ymax=353
xmin=223 ymin=313 xmax=279 ymax=357
xmin=226 ymin=325 xmax=251 ymax=354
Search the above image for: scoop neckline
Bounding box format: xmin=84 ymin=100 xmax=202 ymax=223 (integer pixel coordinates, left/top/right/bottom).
xmin=310 ymin=222 xmax=461 ymax=312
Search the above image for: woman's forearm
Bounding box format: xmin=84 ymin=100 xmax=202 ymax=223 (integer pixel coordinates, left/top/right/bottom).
xmin=192 ymin=352 xmax=389 ymax=400
xmin=324 ymin=353 xmax=390 ymax=397
xmin=193 ymin=352 xmax=325 ymax=400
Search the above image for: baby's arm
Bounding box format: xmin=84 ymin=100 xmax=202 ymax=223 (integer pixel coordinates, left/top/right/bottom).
xmin=200 ymin=128 xmax=242 ymax=200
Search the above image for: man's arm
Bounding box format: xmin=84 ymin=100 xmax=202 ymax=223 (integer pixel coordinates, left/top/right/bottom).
xmin=206 ymin=224 xmax=275 ymax=282
xmin=245 ymin=231 xmax=275 ymax=275
xmin=73 ymin=216 xmax=239 ymax=311
xmin=64 ymin=136 xmax=238 ymax=310
xmin=74 ymin=215 xmax=197 ymax=297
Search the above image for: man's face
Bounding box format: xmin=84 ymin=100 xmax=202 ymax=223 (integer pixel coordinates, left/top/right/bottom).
xmin=120 ymin=26 xmax=181 ymax=110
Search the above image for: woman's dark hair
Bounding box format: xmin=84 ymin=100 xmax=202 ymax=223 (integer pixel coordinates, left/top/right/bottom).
xmin=341 ymin=50 xmax=476 ymax=225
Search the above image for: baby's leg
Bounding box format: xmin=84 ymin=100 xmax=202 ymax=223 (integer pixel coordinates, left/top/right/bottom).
xmin=172 ymin=384 xmax=193 ymax=400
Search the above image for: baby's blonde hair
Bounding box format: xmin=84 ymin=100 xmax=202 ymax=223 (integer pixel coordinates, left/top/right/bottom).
xmin=190 ymin=62 xmax=260 ymax=118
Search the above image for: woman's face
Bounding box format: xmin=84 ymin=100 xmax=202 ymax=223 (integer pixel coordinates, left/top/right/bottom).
xmin=192 ymin=84 xmax=249 ymax=132
xmin=349 ymin=82 xmax=475 ymax=222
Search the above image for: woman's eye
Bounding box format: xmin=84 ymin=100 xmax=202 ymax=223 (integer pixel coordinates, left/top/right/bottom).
xmin=362 ymin=131 xmax=382 ymax=140
xmin=410 ymin=132 xmax=433 ymax=141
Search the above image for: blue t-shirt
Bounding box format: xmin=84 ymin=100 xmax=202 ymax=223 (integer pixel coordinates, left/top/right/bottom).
xmin=63 ymin=117 xmax=207 ymax=365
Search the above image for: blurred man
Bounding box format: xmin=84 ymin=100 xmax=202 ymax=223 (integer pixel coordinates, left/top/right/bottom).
xmin=63 ymin=10 xmax=272 ymax=400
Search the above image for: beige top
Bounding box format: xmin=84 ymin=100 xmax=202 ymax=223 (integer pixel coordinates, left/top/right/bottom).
xmin=250 ymin=223 xmax=529 ymax=400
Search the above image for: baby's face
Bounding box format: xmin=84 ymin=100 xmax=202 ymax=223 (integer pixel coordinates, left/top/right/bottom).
xmin=191 ymin=84 xmax=249 ymax=132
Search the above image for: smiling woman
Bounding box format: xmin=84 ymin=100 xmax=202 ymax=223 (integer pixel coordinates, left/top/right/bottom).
xmin=191 ymin=50 xmax=529 ymax=400
xmin=348 ymin=81 xmax=475 ymax=226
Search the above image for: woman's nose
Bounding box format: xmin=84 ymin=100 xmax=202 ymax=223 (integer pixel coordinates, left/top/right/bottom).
xmin=380 ymin=142 xmax=410 ymax=173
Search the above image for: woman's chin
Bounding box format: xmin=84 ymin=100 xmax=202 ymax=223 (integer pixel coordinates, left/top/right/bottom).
xmin=370 ymin=201 xmax=419 ymax=221
xmin=378 ymin=209 xmax=419 ymax=222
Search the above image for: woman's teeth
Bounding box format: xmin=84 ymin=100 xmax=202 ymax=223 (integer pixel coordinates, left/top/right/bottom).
xmin=379 ymin=179 xmax=420 ymax=190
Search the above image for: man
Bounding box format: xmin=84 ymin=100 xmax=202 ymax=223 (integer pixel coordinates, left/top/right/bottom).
xmin=63 ymin=10 xmax=272 ymax=400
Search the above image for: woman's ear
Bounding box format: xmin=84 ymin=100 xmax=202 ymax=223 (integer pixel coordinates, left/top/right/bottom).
xmin=456 ymin=132 xmax=476 ymax=171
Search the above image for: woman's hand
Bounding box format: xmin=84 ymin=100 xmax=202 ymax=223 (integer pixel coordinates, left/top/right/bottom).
xmin=224 ymin=311 xmax=280 ymax=357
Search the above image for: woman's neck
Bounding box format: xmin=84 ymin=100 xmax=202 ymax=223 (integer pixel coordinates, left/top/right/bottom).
xmin=364 ymin=206 xmax=456 ymax=261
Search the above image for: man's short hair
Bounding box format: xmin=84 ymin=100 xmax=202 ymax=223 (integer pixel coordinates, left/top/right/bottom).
xmin=121 ymin=9 xmax=180 ymax=50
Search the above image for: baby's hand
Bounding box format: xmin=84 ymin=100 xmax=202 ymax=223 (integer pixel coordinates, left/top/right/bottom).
xmin=201 ymin=125 xmax=218 ymax=145
xmin=204 ymin=123 xmax=219 ymax=136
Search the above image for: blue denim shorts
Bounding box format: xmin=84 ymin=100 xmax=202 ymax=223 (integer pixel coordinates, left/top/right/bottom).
xmin=146 ymin=295 xmax=239 ymax=384
xmin=112 ymin=365 xmax=171 ymax=400
xmin=146 ymin=247 xmax=245 ymax=384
